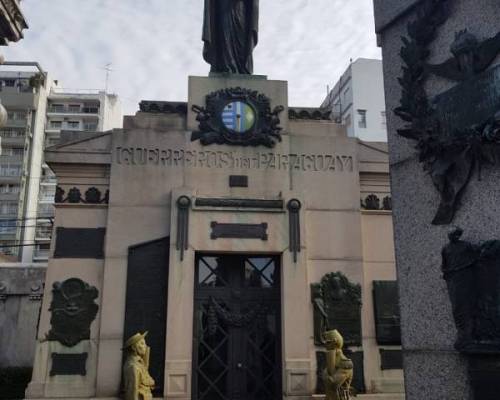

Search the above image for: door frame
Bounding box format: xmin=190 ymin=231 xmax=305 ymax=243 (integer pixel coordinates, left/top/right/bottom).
xmin=191 ymin=252 xmax=283 ymax=400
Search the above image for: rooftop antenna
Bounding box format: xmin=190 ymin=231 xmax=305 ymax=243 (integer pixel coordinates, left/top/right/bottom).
xmin=102 ymin=63 xmax=113 ymax=92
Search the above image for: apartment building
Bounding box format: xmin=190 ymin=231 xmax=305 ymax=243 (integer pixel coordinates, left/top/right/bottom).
xmin=0 ymin=63 xmax=122 ymax=263
xmin=321 ymin=58 xmax=387 ymax=141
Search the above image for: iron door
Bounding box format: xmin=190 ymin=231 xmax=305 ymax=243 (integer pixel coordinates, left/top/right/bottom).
xmin=124 ymin=237 xmax=169 ymax=395
xmin=193 ymin=254 xmax=282 ymax=400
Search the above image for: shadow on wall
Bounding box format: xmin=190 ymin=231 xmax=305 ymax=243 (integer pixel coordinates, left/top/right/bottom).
xmin=0 ymin=367 xmax=32 ymax=399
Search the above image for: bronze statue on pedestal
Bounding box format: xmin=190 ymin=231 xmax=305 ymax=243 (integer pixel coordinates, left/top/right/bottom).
xmin=123 ymin=332 xmax=155 ymax=400
xmin=202 ymin=0 xmax=259 ymax=74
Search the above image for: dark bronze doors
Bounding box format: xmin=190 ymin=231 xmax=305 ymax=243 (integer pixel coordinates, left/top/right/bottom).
xmin=124 ymin=237 xmax=169 ymax=395
xmin=193 ymin=254 xmax=282 ymax=400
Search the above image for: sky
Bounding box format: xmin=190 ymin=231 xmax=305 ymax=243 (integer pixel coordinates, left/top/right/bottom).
xmin=3 ymin=0 xmax=380 ymax=115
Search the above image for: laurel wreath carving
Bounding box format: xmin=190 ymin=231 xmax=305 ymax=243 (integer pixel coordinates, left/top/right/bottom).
xmin=394 ymin=0 xmax=500 ymax=224
xmin=207 ymin=297 xmax=267 ymax=335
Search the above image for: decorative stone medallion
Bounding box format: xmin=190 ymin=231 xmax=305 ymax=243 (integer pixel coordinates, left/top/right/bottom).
xmin=191 ymin=87 xmax=284 ymax=148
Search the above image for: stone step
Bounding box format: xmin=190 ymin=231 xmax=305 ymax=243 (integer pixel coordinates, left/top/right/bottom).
xmin=357 ymin=394 xmax=405 ymax=400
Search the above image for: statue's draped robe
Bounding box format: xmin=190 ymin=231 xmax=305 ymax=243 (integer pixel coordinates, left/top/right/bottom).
xmin=203 ymin=0 xmax=259 ymax=74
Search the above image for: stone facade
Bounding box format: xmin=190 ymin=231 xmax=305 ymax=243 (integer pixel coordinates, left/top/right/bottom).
xmin=25 ymin=75 xmax=401 ymax=399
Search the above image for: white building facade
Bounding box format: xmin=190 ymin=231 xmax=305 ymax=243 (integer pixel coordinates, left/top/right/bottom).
xmin=0 ymin=63 xmax=122 ymax=263
xmin=322 ymin=58 xmax=387 ymax=142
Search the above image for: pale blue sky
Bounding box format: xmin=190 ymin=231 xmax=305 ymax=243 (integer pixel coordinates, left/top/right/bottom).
xmin=4 ymin=0 xmax=380 ymax=114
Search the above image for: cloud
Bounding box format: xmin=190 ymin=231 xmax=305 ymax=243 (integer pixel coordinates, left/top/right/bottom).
xmin=4 ymin=0 xmax=380 ymax=114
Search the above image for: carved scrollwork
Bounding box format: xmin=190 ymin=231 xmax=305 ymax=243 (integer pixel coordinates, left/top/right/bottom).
xmin=55 ymin=186 xmax=109 ymax=205
xmin=139 ymin=100 xmax=187 ymax=115
xmin=288 ymin=108 xmax=331 ymax=121
xmin=361 ymin=194 xmax=392 ymax=211
xmin=395 ymin=0 xmax=500 ymax=224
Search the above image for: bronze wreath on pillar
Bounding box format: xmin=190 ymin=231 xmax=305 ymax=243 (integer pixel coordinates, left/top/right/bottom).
xmin=395 ymin=0 xmax=500 ymax=225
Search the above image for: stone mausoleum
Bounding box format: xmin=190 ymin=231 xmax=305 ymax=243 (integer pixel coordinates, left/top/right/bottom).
xmin=23 ymin=74 xmax=403 ymax=400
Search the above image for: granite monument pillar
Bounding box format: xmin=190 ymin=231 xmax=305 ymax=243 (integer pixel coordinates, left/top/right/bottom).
xmin=373 ymin=0 xmax=500 ymax=398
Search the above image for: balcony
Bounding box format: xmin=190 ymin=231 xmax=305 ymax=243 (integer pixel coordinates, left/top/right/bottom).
xmin=35 ymin=225 xmax=53 ymax=239
xmin=40 ymin=174 xmax=57 ymax=185
xmin=0 ymin=192 xmax=20 ymax=201
xmin=5 ymin=119 xmax=27 ymax=128
xmin=0 ymin=176 xmax=21 ymax=184
xmin=0 ymin=154 xmax=23 ymax=162
xmin=33 ymin=246 xmax=50 ymax=261
xmin=39 ymin=194 xmax=55 ymax=203
xmin=0 ymin=170 xmax=22 ymax=178
xmin=37 ymin=204 xmax=54 ymax=217
xmin=1 ymin=136 xmax=25 ymax=147
xmin=47 ymin=107 xmax=100 ymax=116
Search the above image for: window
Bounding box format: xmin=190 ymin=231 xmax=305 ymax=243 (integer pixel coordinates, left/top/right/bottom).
xmin=16 ymin=111 xmax=26 ymax=120
xmin=36 ymin=223 xmax=53 ymax=238
xmin=50 ymin=104 xmax=64 ymax=112
xmin=34 ymin=242 xmax=51 ymax=260
xmin=358 ymin=109 xmax=367 ymax=128
xmin=0 ymin=220 xmax=16 ymax=233
xmin=50 ymin=120 xmax=62 ymax=129
xmin=0 ymin=129 xmax=23 ymax=138
xmin=0 ymin=165 xmax=22 ymax=176
xmin=67 ymin=121 xmax=80 ymax=129
xmin=7 ymin=111 xmax=27 ymax=121
xmin=68 ymin=104 xmax=81 ymax=112
xmin=0 ymin=184 xmax=20 ymax=194
xmin=344 ymin=113 xmax=352 ymax=127
xmin=0 ymin=202 xmax=18 ymax=214
xmin=83 ymin=104 xmax=99 ymax=114
xmin=343 ymin=88 xmax=349 ymax=102
xmin=381 ymin=111 xmax=387 ymax=129
xmin=4 ymin=79 xmax=15 ymax=87
xmin=83 ymin=122 xmax=98 ymax=131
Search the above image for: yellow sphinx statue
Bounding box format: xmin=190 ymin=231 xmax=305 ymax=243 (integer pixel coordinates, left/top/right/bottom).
xmin=322 ymin=329 xmax=354 ymax=400
xmin=123 ymin=332 xmax=155 ymax=400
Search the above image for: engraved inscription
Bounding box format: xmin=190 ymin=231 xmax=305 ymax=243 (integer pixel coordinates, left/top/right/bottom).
xmin=50 ymin=353 xmax=88 ymax=376
xmin=115 ymin=147 xmax=354 ymax=173
xmin=210 ymin=222 xmax=268 ymax=240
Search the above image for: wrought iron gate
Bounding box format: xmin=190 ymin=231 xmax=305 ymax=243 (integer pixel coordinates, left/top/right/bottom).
xmin=193 ymin=254 xmax=282 ymax=400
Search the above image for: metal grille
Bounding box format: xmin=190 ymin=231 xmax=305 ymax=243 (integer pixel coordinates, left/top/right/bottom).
xmin=193 ymin=254 xmax=282 ymax=400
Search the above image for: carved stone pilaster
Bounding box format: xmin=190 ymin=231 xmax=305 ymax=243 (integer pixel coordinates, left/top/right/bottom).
xmin=287 ymin=199 xmax=301 ymax=262
xmin=176 ymin=196 xmax=191 ymax=261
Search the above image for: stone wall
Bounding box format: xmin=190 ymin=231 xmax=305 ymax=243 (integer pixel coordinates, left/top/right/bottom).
xmin=0 ymin=267 xmax=45 ymax=399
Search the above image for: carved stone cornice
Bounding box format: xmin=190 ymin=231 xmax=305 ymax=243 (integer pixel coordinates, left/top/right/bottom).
xmin=288 ymin=107 xmax=331 ymax=121
xmin=0 ymin=0 xmax=28 ymax=45
xmin=139 ymin=101 xmax=187 ymax=115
